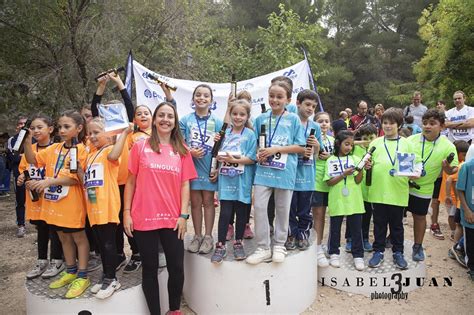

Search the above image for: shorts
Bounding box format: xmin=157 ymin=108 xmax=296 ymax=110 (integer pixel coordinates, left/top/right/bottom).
xmin=448 ymin=205 xmax=457 ymax=216
xmin=49 ymin=224 xmax=85 ymax=233
xmin=454 ymin=208 xmax=461 ymax=224
xmin=406 ymin=194 xmax=431 ymax=216
xmin=432 ymin=177 xmax=442 ymax=199
xmin=311 ymin=191 xmax=328 ymax=207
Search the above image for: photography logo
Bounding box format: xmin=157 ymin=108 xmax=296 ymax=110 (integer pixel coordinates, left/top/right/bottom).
xmin=283 ymin=69 xmax=297 ymax=80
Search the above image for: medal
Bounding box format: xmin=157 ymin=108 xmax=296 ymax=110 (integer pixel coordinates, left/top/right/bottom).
xmin=384 ymin=137 xmax=400 ymax=177
xmin=342 ymin=187 xmax=350 ymax=196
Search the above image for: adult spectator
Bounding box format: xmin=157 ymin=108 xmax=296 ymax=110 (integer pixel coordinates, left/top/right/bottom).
xmin=344 ymin=108 xmax=352 ymax=127
xmin=374 ymin=103 xmax=385 ymax=136
xmin=332 ymin=111 xmax=348 ymax=136
xmin=349 ymin=100 xmax=379 ymax=133
xmin=444 ymin=91 xmax=474 ymax=144
xmin=403 ymin=91 xmax=427 ymax=128
xmin=436 ymin=100 xmax=446 ymax=114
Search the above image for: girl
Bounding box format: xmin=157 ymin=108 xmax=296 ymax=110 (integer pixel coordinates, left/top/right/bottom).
xmin=18 ymin=114 xmax=64 ymax=280
xmin=179 ymin=84 xmax=224 ymax=254
xmin=324 ymin=130 xmax=367 ymax=271
xmin=210 ymin=100 xmax=256 ymax=263
xmin=82 ymin=118 xmax=132 ymax=299
xmin=23 ymin=110 xmax=90 ymax=299
xmin=246 ymin=81 xmax=306 ymax=264
xmin=311 ymin=112 xmax=334 ymax=267
xmin=124 ymin=102 xmax=197 ymax=315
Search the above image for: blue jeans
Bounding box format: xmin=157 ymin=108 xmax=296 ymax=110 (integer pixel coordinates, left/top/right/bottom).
xmin=289 ymin=191 xmax=313 ymax=240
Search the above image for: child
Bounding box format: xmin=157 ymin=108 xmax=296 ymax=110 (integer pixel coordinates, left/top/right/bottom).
xmin=246 ymin=80 xmax=306 ymax=264
xmin=210 ymin=99 xmax=256 ymax=263
xmin=180 ymin=84 xmax=224 ymax=254
xmin=325 ymin=130 xmax=368 ymax=270
xmin=406 ymin=109 xmax=458 ymax=261
xmin=368 ymin=108 xmax=414 ymax=270
xmin=312 ymin=112 xmax=334 ymax=267
xmin=345 ymin=123 xmax=378 ymax=253
xmin=285 ymin=90 xmax=321 ymax=251
xmin=23 ymin=110 xmax=90 ymax=298
xmin=82 ymin=118 xmax=132 ymax=299
xmin=403 ymin=116 xmax=422 ymax=134
xmin=18 ymin=114 xmax=64 ymax=279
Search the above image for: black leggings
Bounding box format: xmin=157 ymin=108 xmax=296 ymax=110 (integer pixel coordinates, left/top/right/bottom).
xmin=93 ymin=223 xmax=118 ymax=279
xmin=219 ymin=200 xmax=249 ymax=243
xmin=229 ymin=203 xmax=251 ymax=225
xmin=134 ymin=229 xmax=184 ymax=314
xmin=34 ymin=220 xmax=63 ymax=260
xmin=117 ymin=185 xmax=139 ymax=255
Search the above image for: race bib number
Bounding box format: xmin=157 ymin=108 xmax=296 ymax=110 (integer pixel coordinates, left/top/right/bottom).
xmin=29 ymin=165 xmax=44 ymax=180
xmin=44 ymin=180 xmax=69 ymax=202
xmin=190 ymin=127 xmax=215 ymax=151
xmin=452 ymin=128 xmax=468 ymax=137
xmin=298 ymin=154 xmax=314 ymax=166
xmin=261 ymin=152 xmax=288 ymax=170
xmin=220 ymin=161 xmax=244 ymax=176
xmin=84 ymin=164 xmax=104 ymax=188
xmin=327 ymin=160 xmax=344 ymax=177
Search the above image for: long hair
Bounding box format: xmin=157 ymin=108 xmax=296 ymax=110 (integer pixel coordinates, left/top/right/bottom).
xmin=149 ymin=102 xmax=188 ymax=156
xmin=59 ymin=110 xmax=86 ymax=143
xmin=333 ymin=130 xmax=354 ymax=156
xmin=229 ymin=99 xmax=253 ymax=130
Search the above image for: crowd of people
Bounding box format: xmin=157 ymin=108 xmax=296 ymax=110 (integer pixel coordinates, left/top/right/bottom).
xmin=1 ymin=70 xmax=473 ymax=314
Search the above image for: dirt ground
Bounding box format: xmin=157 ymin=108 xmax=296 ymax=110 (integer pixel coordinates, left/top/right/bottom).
xmin=0 ymin=192 xmax=471 ymax=314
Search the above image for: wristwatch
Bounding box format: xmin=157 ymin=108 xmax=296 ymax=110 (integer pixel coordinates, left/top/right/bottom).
xmin=179 ymin=213 xmax=190 ymax=220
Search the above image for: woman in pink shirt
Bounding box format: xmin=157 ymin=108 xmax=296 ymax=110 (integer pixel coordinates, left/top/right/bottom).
xmin=123 ymin=102 xmax=197 ymax=315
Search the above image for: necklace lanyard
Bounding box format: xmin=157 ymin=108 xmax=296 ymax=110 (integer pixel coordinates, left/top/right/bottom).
xmin=383 ymin=136 xmax=400 ymax=168
xmin=268 ymin=112 xmax=284 ymax=147
xmin=53 ymin=144 xmax=70 ymax=179
xmin=85 ymin=145 xmax=110 ymax=178
xmin=304 ymin=122 xmax=309 ymax=138
xmin=230 ymin=126 xmax=245 ymax=136
xmin=337 ymin=155 xmax=349 ymax=186
xmin=194 ymin=113 xmax=210 ymax=145
xmin=421 ymin=134 xmax=439 ymax=167
xmin=323 ymin=135 xmax=333 ymax=153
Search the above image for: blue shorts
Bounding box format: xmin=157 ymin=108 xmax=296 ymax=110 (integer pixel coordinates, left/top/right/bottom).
xmin=311 ymin=191 xmax=328 ymax=207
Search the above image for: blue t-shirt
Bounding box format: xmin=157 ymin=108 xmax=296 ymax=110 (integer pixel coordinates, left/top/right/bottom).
xmin=456 ymin=160 xmax=474 ymax=229
xmin=286 ymin=103 xmax=297 ymax=114
xmin=217 ymin=127 xmax=256 ymax=204
xmin=253 ymin=111 xmax=306 ymax=190
xmin=179 ymin=112 xmax=223 ymax=191
xmin=295 ymin=120 xmax=322 ymax=191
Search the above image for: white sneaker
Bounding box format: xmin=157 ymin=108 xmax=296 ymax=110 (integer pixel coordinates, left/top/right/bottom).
xmin=354 ymin=257 xmax=365 ymax=271
xmin=317 ymin=249 xmax=329 ymax=267
xmin=17 ymin=226 xmax=26 ymax=238
xmin=95 ymin=279 xmax=121 ymax=300
xmin=187 ymin=235 xmax=203 ymax=253
xmin=246 ymin=248 xmax=272 ymax=265
xmin=322 ymin=244 xmax=330 ymax=258
xmin=199 ymin=235 xmax=214 ymax=254
xmin=90 ymin=281 xmax=103 ymax=294
xmin=272 ymin=245 xmax=287 ymax=263
xmin=329 ymin=254 xmax=340 ymax=268
xmin=26 ymin=259 xmax=49 ymax=279
xmin=41 ymin=259 xmax=65 ymax=279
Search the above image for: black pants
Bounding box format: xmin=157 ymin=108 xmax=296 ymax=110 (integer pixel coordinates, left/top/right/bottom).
xmin=329 ymin=214 xmax=363 ymax=258
xmin=464 ymin=226 xmax=474 ymax=272
xmin=85 ymin=217 xmax=99 ymax=254
xmin=267 ymin=191 xmax=275 ymax=228
xmin=229 ymin=203 xmax=251 ymax=225
xmin=93 ymin=223 xmax=118 ymax=279
xmin=34 ymin=220 xmax=63 ymax=260
xmin=117 ymin=185 xmax=139 ymax=256
xmin=372 ymin=203 xmax=404 ymax=253
xmin=134 ymin=229 xmax=184 ymax=315
xmin=345 ymin=202 xmax=373 ymax=240
xmin=219 ymin=200 xmax=248 ymax=243
xmin=13 ymin=171 xmax=25 ymax=226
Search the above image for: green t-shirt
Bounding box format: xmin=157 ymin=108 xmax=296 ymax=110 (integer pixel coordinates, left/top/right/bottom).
xmin=315 ymin=135 xmax=334 ymax=193
xmin=352 ymin=145 xmax=369 ymax=201
xmin=407 ymin=134 xmax=458 ymax=198
xmin=323 ymin=155 xmax=365 ymax=216
xmin=367 ymin=137 xmax=414 ymax=207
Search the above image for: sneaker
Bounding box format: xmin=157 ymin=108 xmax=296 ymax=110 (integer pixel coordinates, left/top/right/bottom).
xmin=226 ymin=225 xmax=234 ymax=241
xmin=42 ymin=259 xmax=65 ymax=279
xmin=124 ymin=254 xmax=142 ymax=273
xmin=26 ymin=259 xmax=49 ymax=280
xmin=329 ymin=254 xmax=340 ymax=268
xmin=317 ymin=248 xmax=329 ymax=267
xmin=430 ymin=223 xmax=445 ymax=240
xmin=16 ymin=225 xmax=26 ymax=238
xmin=158 ymin=251 xmax=167 ymax=268
xmin=0 ymin=192 xmax=10 ymax=198
xmin=297 ymin=239 xmax=310 ymax=251
xmin=272 ymin=245 xmax=287 ymax=263
xmin=211 ymin=243 xmax=226 ymax=264
xmin=393 ymin=252 xmax=408 ymax=270
xmin=412 ymin=244 xmax=425 ymax=262
xmin=87 ymin=253 xmax=102 ymax=272
xmin=116 ymin=254 xmax=127 ymax=271
xmin=246 ymin=248 xmax=272 ymax=265
xmin=468 ymin=270 xmax=474 ymax=282
xmin=368 ymin=252 xmax=384 ymax=268
xmin=448 ymin=248 xmax=455 ymax=260
xmin=363 ymin=239 xmax=373 ymax=252
xmin=187 ymin=235 xmax=203 ymax=253
xmin=345 ymin=239 xmax=352 ymax=253
xmin=285 ymin=236 xmax=297 ymax=250
xmin=243 ymin=224 xmax=254 ymax=239
xmin=451 ymin=245 xmax=467 ymax=269
xmin=65 ymin=277 xmax=91 ymax=299
xmin=90 ymin=276 xmax=104 ymax=294
xmin=199 ymin=235 xmax=214 ymax=254
xmin=353 ymin=258 xmax=365 ymax=271
xmin=49 ymin=271 xmax=77 ymax=289
xmin=95 ymin=278 xmax=121 ymax=299
xmin=166 ymin=311 xmax=182 ymax=315
xmin=233 ymin=241 xmax=246 ymax=260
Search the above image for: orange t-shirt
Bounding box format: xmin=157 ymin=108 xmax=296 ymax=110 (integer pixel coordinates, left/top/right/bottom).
xmin=18 ymin=143 xmax=49 ymax=221
xmin=439 ymin=162 xmax=463 ymax=208
xmin=84 ymin=145 xmax=120 ymax=226
xmin=35 ymin=142 xmax=87 ymax=228
xmin=117 ymin=130 xmax=150 ymax=185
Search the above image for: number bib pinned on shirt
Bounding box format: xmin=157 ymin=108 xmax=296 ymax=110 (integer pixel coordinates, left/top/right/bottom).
xmin=261 ymin=152 xmax=288 ymax=170
xmin=84 ymin=164 xmax=105 ymax=188
xmin=190 ymin=127 xmax=216 ymax=152
xmin=220 ymin=161 xmax=244 ymax=177
xmin=29 ymin=165 xmax=44 ymax=180
xmin=298 ymin=154 xmax=314 ymax=166
xmin=43 ymin=178 xmax=69 ymax=202
xmin=328 ymin=159 xmax=344 ymax=177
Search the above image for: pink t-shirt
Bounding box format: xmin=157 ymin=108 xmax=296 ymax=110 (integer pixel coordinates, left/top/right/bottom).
xmin=129 ymin=140 xmax=197 ymax=231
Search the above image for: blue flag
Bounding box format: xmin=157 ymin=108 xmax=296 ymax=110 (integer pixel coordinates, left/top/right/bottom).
xmin=124 ymin=50 xmax=134 ymax=99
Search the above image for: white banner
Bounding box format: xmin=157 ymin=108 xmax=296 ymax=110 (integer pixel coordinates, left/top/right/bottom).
xmin=133 ymin=59 xmax=311 ymax=120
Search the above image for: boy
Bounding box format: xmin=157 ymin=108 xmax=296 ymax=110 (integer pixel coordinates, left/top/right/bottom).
xmin=285 ymin=90 xmax=321 ymax=250
xmin=406 ymin=109 xmax=458 ymax=261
